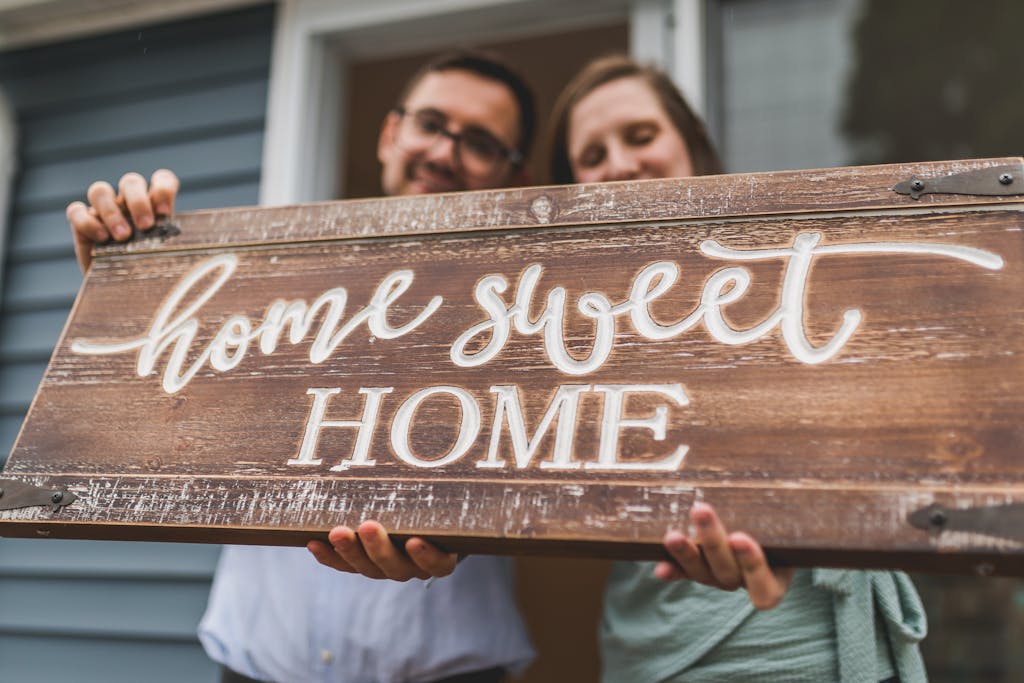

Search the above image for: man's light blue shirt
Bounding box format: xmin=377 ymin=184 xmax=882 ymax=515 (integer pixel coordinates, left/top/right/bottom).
xmin=199 ymin=545 xmax=535 ymax=683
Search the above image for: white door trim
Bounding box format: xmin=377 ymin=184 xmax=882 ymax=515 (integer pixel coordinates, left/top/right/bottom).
xmin=672 ymin=0 xmax=706 ymax=117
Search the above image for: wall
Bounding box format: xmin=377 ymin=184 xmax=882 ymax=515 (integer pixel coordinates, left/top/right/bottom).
xmin=0 ymin=5 xmax=274 ymax=680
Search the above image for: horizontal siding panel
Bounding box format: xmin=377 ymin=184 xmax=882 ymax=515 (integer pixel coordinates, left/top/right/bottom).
xmin=0 ymin=308 xmax=68 ymax=359
xmin=0 ymin=414 xmax=25 ymax=458
xmin=8 ymin=176 xmax=262 ymax=260
xmin=0 ymin=360 xmax=46 ymax=412
xmin=23 ymin=78 xmax=268 ymax=161
xmin=0 ymin=539 xmax=220 ymax=579
xmin=6 ymin=208 xmax=76 ymax=259
xmin=0 ymin=576 xmax=212 ymax=638
xmin=0 ymin=635 xmax=217 ymax=683
xmin=8 ymin=208 xmax=80 ymax=255
xmin=3 ymin=257 xmax=81 ymax=311
xmin=176 ymin=179 xmax=262 ymax=212
xmin=16 ymin=130 xmax=265 ymax=208
xmin=0 ymin=7 xmax=272 ymax=678
xmin=2 ymin=20 xmax=272 ymax=112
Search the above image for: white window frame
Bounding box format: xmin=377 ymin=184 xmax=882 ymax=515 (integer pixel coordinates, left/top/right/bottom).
xmin=631 ymin=0 xmax=705 ymax=116
xmin=671 ymin=0 xmax=707 ymax=117
xmin=260 ymin=0 xmax=709 ymax=205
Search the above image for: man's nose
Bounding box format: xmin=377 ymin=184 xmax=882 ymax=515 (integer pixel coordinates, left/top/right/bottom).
xmin=425 ymin=131 xmax=461 ymax=168
xmin=602 ymin=143 xmax=640 ymax=182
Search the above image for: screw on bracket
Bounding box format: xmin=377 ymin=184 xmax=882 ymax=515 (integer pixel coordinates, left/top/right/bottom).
xmin=928 ymin=509 xmax=947 ymax=528
xmin=999 ymin=173 xmax=1014 ymax=185
xmin=909 ymin=501 xmax=1024 ymax=543
xmin=910 ymin=179 xmax=925 ymax=192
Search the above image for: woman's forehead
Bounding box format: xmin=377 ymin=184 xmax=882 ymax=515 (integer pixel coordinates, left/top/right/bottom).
xmin=570 ymin=77 xmax=666 ymax=137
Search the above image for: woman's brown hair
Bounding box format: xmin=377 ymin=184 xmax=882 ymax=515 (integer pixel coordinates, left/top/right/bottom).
xmin=549 ymin=54 xmax=722 ymax=184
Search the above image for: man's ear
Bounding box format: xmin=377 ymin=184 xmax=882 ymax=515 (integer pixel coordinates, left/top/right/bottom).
xmin=377 ymin=110 xmax=401 ymax=164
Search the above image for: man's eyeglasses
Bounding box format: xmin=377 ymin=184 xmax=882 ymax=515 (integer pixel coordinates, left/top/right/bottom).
xmin=394 ymin=107 xmax=522 ymax=178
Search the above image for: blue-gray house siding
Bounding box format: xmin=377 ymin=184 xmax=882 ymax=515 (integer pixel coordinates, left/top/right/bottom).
xmin=0 ymin=5 xmax=273 ymax=680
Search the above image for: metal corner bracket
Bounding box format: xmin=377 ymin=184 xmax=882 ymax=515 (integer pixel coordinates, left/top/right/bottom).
xmin=894 ymin=162 xmax=1024 ymax=200
xmin=908 ymin=501 xmax=1024 ymax=542
xmin=0 ymin=478 xmax=78 ymax=512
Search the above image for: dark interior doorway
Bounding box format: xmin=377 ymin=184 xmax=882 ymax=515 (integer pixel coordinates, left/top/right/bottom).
xmin=341 ymin=22 xmax=629 ymax=198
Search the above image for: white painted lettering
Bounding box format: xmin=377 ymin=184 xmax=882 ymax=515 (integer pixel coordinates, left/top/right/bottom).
xmin=479 ymin=384 xmax=590 ymax=470
xmin=71 ymin=256 xmax=442 ymax=393
xmin=72 ymin=233 xmax=1005 ymax=394
xmin=289 ymin=387 xmax=393 ymax=469
xmin=586 ymin=384 xmax=690 ymax=471
xmin=452 ymin=232 xmax=1004 ymax=372
xmin=390 ymin=386 xmax=481 ymax=468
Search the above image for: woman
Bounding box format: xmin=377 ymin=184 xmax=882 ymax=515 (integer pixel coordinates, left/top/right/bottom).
xmin=549 ymin=55 xmax=928 ymax=683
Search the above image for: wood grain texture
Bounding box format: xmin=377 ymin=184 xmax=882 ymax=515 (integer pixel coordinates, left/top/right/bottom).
xmin=97 ymin=157 xmax=1023 ymax=254
xmin=3 ymin=159 xmax=1023 ymax=574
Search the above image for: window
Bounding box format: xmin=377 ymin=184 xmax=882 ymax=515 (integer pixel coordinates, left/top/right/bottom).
xmin=710 ymin=0 xmax=1024 ymax=172
xmin=709 ymin=2 xmax=1024 ymax=679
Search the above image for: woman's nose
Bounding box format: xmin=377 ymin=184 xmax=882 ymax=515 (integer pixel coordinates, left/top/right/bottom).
xmin=602 ymin=143 xmax=641 ymax=181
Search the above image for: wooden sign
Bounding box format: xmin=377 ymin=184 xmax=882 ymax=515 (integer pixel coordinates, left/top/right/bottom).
xmin=2 ymin=158 xmax=1023 ymax=575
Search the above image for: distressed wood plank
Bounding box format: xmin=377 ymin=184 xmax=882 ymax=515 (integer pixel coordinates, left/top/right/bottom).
xmin=5 ymin=475 xmax=1024 ymax=576
xmin=3 ymin=159 xmax=1024 ymax=574
xmin=100 ymin=157 xmax=1023 ymax=255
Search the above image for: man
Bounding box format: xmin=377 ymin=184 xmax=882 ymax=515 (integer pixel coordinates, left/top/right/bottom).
xmin=66 ymin=51 xmax=537 ymax=683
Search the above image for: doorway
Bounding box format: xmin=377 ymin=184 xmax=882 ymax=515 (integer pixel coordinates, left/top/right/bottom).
xmin=340 ymin=22 xmax=629 ymax=198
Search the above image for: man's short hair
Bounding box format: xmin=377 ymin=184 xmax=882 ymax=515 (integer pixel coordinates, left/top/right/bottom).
xmin=396 ymin=49 xmax=536 ymax=164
